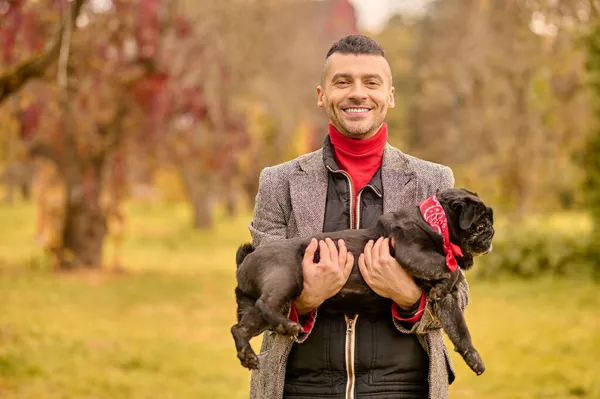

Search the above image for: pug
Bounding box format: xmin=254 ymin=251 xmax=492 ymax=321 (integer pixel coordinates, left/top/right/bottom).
xmin=231 ymin=188 xmax=494 ymax=375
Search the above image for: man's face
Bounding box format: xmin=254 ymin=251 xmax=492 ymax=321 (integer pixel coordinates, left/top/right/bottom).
xmin=317 ymin=53 xmax=395 ymax=140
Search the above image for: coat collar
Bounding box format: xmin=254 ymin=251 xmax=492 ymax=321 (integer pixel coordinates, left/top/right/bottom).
xmin=381 ymin=143 xmax=416 ymax=214
xmin=291 ymin=138 xmax=416 ymax=236
xmin=291 ymin=149 xmax=328 ymax=237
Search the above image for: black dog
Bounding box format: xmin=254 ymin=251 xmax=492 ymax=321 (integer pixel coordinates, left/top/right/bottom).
xmin=231 ymin=188 xmax=494 ymax=375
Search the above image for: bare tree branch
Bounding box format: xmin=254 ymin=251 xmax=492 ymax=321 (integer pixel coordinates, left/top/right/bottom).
xmin=0 ymin=0 xmax=86 ymax=105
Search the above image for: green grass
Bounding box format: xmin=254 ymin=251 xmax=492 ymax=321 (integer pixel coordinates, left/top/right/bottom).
xmin=0 ymin=201 xmax=598 ymax=398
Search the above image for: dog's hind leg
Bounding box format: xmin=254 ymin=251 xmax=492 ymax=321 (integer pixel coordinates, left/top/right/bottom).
xmin=231 ymin=289 xmax=269 ymax=370
xmin=231 ymin=313 xmax=267 ymax=370
xmin=255 ymin=272 xmax=303 ymax=337
xmin=436 ymin=293 xmax=485 ymax=375
xmin=255 ymin=295 xmax=302 ymax=337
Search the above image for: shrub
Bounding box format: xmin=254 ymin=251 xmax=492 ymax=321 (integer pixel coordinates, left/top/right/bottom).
xmin=472 ymin=218 xmax=594 ymax=279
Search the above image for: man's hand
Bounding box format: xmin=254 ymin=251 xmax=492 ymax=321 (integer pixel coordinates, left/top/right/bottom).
xmin=294 ymin=238 xmax=354 ymax=315
xmin=358 ymin=237 xmax=422 ymax=309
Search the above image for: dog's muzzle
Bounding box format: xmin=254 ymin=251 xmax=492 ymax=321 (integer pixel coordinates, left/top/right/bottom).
xmin=474 ymin=244 xmax=493 ymax=256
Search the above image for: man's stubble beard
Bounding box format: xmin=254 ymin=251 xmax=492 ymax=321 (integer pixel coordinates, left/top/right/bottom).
xmin=330 ymin=105 xmax=378 ymax=139
xmin=337 ymin=110 xmax=382 ymax=139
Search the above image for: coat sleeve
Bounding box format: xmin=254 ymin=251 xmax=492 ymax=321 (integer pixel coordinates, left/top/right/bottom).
xmin=392 ymin=165 xmax=470 ymax=334
xmin=248 ymin=167 xmax=288 ymax=247
xmin=247 ymin=166 xmax=318 ymax=343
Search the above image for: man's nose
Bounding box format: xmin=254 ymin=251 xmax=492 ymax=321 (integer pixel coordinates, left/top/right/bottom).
xmin=348 ymin=83 xmax=368 ymax=101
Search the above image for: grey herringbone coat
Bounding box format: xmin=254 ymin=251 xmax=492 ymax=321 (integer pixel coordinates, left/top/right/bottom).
xmin=247 ymin=143 xmax=469 ymax=399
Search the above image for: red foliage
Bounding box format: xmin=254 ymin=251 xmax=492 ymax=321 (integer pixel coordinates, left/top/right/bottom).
xmin=180 ymin=86 xmax=208 ymax=120
xmin=136 ymin=0 xmax=160 ymax=59
xmin=0 ymin=0 xmax=48 ymax=63
xmin=174 ymin=15 xmax=191 ymax=38
xmin=0 ymin=0 xmax=24 ymax=63
xmin=19 ymin=102 xmax=42 ymax=141
xmin=21 ymin=7 xmax=43 ymax=52
xmin=132 ymin=72 xmax=171 ymax=135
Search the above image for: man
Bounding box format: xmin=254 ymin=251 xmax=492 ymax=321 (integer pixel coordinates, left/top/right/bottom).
xmin=248 ymin=35 xmax=468 ymax=399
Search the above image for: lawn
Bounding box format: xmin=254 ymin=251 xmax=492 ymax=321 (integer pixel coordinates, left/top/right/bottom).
xmin=0 ymin=201 xmax=598 ymax=399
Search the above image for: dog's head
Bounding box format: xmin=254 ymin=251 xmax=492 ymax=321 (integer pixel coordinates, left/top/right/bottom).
xmin=437 ymin=188 xmax=494 ymax=257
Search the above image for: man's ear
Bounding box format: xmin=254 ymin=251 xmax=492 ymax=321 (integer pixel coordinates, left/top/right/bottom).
xmin=317 ymin=86 xmax=324 ymax=108
xmin=388 ymin=86 xmax=395 ymax=109
xmin=459 ymin=201 xmax=480 ymax=230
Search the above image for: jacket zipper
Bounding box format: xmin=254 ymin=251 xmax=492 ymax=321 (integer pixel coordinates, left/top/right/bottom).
xmin=326 ymin=167 xmax=380 ymax=399
xmin=326 ymin=165 xmax=355 ymax=229
xmin=344 ymin=314 xmax=358 ymax=399
xmin=355 ymin=184 xmax=382 ymax=229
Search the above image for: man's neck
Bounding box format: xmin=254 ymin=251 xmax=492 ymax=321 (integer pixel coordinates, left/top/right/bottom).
xmin=332 ymin=123 xmax=385 ymax=141
xmin=328 ymin=123 xmax=388 ymax=155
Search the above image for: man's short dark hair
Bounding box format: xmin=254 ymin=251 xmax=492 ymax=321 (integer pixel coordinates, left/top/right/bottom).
xmin=326 ymin=35 xmax=385 ymax=59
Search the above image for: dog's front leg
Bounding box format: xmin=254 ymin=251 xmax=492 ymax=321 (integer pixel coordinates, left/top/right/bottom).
xmin=393 ymin=243 xmax=451 ymax=281
xmin=429 ymin=270 xmax=462 ymax=301
xmin=436 ymin=293 xmax=485 ymax=375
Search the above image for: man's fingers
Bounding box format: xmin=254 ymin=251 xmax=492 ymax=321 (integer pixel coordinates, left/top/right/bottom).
xmin=338 ymin=239 xmax=347 ymax=268
xmin=343 ymin=252 xmax=354 ymax=279
xmin=358 ymin=253 xmax=369 ymax=279
xmin=372 ymin=237 xmax=384 ymax=262
xmin=325 ymin=238 xmax=337 ymax=262
xmin=319 ymin=240 xmax=330 ymax=264
xmin=380 ymin=237 xmax=391 ymax=258
xmin=303 ymin=238 xmax=318 ymax=263
xmin=364 ymin=240 xmax=373 ymax=267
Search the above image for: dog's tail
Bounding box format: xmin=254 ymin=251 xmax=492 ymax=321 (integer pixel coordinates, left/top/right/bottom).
xmin=236 ymin=243 xmax=255 ymax=268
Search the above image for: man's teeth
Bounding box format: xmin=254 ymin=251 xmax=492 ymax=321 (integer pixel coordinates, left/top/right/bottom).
xmin=345 ymin=108 xmax=369 ymax=113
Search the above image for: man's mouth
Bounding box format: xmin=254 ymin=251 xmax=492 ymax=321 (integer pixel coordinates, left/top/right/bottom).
xmin=343 ymin=107 xmax=371 ymax=115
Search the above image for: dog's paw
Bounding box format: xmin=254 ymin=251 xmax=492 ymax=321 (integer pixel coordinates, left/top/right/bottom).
xmin=429 ymin=286 xmax=449 ymax=301
xmin=274 ymin=321 xmax=302 ymax=337
xmin=238 ymin=346 xmax=259 ymax=370
xmin=462 ymin=350 xmax=485 ymax=375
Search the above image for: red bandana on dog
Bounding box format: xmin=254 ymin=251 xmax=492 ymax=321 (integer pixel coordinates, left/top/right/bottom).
xmin=419 ymin=195 xmax=463 ymax=272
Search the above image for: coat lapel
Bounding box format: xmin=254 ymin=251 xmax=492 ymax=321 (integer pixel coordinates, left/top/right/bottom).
xmin=289 ymin=144 xmax=417 ymax=236
xmin=381 ymin=144 xmax=418 ymax=213
xmin=289 ymin=149 xmax=328 ymax=237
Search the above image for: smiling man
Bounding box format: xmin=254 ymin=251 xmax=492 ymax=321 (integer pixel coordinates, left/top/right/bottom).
xmin=248 ymin=35 xmax=468 ymax=399
xmin=317 ymin=48 xmax=394 ymax=140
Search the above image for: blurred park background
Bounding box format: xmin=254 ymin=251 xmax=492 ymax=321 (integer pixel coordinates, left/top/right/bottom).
xmin=1 ymin=0 xmax=599 ymax=398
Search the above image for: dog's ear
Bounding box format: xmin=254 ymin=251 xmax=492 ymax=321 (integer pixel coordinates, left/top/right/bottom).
xmin=459 ymin=200 xmax=482 ymax=230
xmin=377 ymin=212 xmax=398 ymax=233
xmin=460 ymin=188 xmax=479 ymax=197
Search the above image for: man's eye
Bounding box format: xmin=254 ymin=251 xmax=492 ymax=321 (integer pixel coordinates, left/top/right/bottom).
xmin=336 ymin=81 xmax=349 ymax=85
xmin=366 ymin=81 xmax=379 ymax=86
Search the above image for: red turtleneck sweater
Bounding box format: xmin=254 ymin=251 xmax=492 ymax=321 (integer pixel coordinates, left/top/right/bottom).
xmin=289 ymin=123 xmax=426 ymax=331
xmin=328 ymin=123 xmax=388 ymax=203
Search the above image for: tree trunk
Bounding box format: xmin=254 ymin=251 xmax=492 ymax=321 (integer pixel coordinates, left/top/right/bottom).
xmin=59 ymin=169 xmax=106 ymax=269
xmin=177 ymin=162 xmax=215 ymax=229
xmin=190 ymin=192 xmax=214 ymax=229
xmin=224 ymin=180 xmax=238 ymax=218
